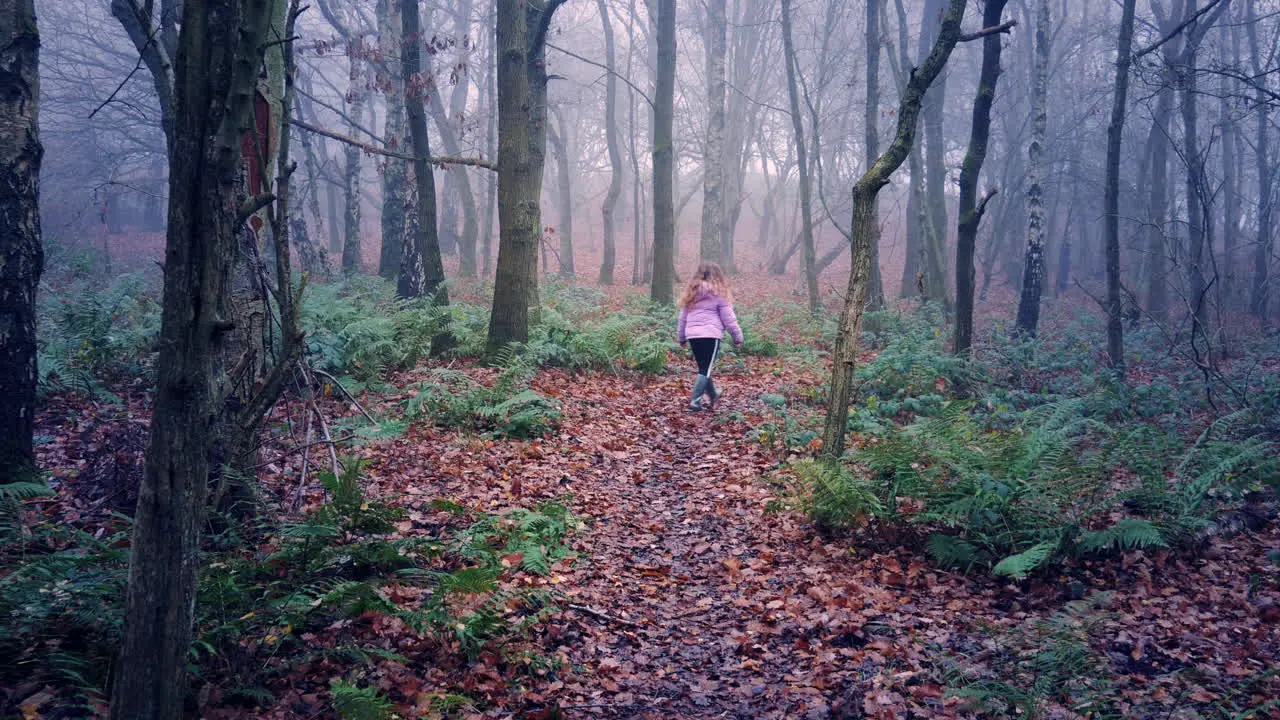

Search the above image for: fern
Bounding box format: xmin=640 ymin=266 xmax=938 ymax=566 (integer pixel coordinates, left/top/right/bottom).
xmin=330 ymin=678 xmax=396 ymax=720
xmin=1076 ymin=519 xmax=1166 ymax=554
xmin=992 ymin=540 xmax=1060 ymax=580
xmin=795 ymin=459 xmax=884 ymax=530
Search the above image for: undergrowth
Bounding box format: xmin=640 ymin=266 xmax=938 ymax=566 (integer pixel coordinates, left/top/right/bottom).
xmin=0 ymin=460 xmax=578 ymax=717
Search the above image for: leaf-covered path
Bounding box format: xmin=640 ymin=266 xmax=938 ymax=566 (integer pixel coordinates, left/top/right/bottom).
xmin=364 ymin=357 xmax=1280 ymax=719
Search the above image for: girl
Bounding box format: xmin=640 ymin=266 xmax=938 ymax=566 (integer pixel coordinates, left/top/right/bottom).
xmin=676 ymin=262 xmax=744 ymax=410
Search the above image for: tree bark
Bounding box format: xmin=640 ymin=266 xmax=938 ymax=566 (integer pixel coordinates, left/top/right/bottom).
xmin=341 ymin=46 xmax=365 ymax=273
xmin=596 ymin=0 xmax=621 ymax=284
xmin=1103 ymin=0 xmax=1137 ymax=376
xmin=1144 ymin=46 xmax=1176 ymax=320
xmin=378 ymin=0 xmax=408 ymax=279
xmin=952 ymin=0 xmax=1009 ymax=356
xmin=0 ymin=0 xmax=42 ymax=481
xmin=700 ymin=0 xmax=727 ymax=264
xmin=398 ymin=0 xmax=448 ymax=311
xmin=110 ymin=0 xmax=278 ymax=712
xmin=1014 ymin=0 xmax=1049 ymax=336
xmin=864 ymin=0 xmax=886 ymax=311
xmin=548 ymin=105 xmax=575 ymax=279
xmin=1247 ymin=0 xmax=1273 ymax=319
xmin=486 ymin=0 xmax=564 ymax=353
xmin=650 ymin=0 xmax=676 ymax=305
xmin=921 ymin=0 xmax=952 ymax=310
xmin=780 ymin=0 xmax=819 ymax=314
xmin=821 ymin=0 xmax=968 ymax=461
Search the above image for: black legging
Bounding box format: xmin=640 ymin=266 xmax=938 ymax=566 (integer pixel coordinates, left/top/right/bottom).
xmin=688 ymin=338 xmax=720 ymax=376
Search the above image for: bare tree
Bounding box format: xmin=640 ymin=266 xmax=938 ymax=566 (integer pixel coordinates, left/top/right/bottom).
xmin=486 ymin=0 xmax=568 ymax=353
xmin=1015 ymin=0 xmax=1050 ymax=336
xmin=700 ymin=0 xmax=727 ymax=264
xmin=780 ymin=0 xmax=818 ymax=314
xmin=821 ymin=0 xmax=969 ymax=461
xmin=650 ymin=0 xmax=676 ymax=304
xmin=952 ymin=0 xmax=1011 ymax=356
xmin=597 ymin=0 xmax=622 ymax=284
xmin=1103 ymin=0 xmax=1137 ymax=376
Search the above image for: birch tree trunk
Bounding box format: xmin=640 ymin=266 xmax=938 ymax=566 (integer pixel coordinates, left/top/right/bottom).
xmin=378 ymin=0 xmax=408 ymax=279
xmin=1015 ymin=0 xmax=1050 ymax=335
xmin=700 ymin=0 xmax=727 ymax=263
xmin=341 ymin=47 xmax=365 ymax=273
xmin=596 ymin=0 xmax=621 ymax=284
xmin=1103 ymin=0 xmax=1137 ymax=376
xmin=399 ymin=0 xmax=448 ymax=311
xmin=821 ymin=0 xmax=968 ymax=461
xmin=650 ymin=0 xmax=676 ymax=305
xmin=0 ymin=0 xmax=42 ymax=481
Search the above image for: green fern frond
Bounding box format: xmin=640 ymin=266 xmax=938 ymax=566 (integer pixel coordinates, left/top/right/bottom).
xmin=992 ymin=540 xmax=1059 ymax=580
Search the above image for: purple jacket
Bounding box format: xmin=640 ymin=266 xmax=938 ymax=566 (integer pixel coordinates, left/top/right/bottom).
xmin=677 ymin=286 xmax=744 ymax=344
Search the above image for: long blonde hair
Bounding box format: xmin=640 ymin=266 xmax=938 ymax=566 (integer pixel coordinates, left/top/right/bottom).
xmin=677 ymin=262 xmax=732 ymax=307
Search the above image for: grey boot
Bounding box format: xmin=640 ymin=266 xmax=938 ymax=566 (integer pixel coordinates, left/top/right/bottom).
xmin=704 ymin=377 xmax=724 ymax=409
xmin=689 ymin=375 xmax=709 ymax=410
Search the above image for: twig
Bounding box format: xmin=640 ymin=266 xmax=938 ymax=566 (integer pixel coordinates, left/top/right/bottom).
xmin=567 ymin=603 xmax=641 ymax=628
xmin=291 ymin=401 xmax=314 ymax=512
xmin=310 ymin=367 xmax=378 ymax=425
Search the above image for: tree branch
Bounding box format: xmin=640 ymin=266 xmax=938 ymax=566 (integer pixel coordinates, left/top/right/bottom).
xmin=290 ymin=118 xmax=496 ymax=169
xmin=1135 ymin=0 xmax=1227 ymax=60
xmin=530 ymin=0 xmax=571 ymax=58
xmin=547 ymin=41 xmax=654 ymax=108
xmin=959 ymin=20 xmax=1017 ymax=42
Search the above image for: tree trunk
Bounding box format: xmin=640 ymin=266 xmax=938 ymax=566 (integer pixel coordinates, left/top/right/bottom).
xmin=821 ymin=0 xmax=968 ymax=462
xmin=486 ymin=0 xmax=563 ymax=353
xmin=700 ymin=0 xmax=727 ymax=263
xmin=0 ymin=0 xmax=42 ymax=481
xmin=1144 ymin=54 xmax=1176 ymax=320
xmin=1015 ymin=0 xmax=1049 ymax=336
xmin=952 ymin=0 xmax=1008 ymax=356
xmin=921 ymin=0 xmax=951 ymax=310
xmin=1178 ymin=3 xmax=1210 ymax=357
xmin=650 ymin=0 xmax=676 ymax=304
xmin=548 ymin=106 xmax=575 ymax=279
xmin=1247 ymin=0 xmax=1273 ymax=319
xmin=780 ymin=0 xmax=818 ymax=314
xmin=596 ymin=0 xmax=621 ymax=284
xmin=341 ymin=48 xmax=364 ymax=273
xmin=1103 ymin=0 xmax=1136 ymax=376
xmin=398 ymin=0 xmax=448 ymax=311
xmin=110 ymin=0 xmax=278 ymax=712
xmin=378 ymin=0 xmax=408 ymax=279
xmin=863 ymin=0 xmax=886 ymax=311
xmin=482 ymin=14 xmax=497 ymax=276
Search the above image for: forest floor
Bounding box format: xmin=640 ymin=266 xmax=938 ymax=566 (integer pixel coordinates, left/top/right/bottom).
xmin=35 ymin=350 xmax=1280 ymax=719
xmin=19 ymin=258 xmax=1280 ymax=719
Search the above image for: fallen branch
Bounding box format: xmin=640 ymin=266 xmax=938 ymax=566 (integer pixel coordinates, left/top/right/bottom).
xmin=567 ymin=603 xmax=641 ymax=628
xmin=310 ymin=367 xmax=378 ymax=425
